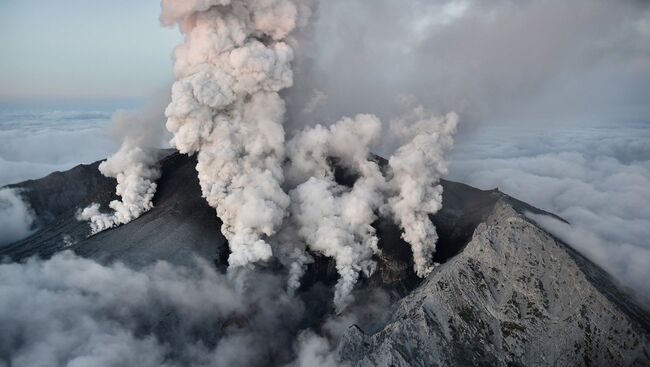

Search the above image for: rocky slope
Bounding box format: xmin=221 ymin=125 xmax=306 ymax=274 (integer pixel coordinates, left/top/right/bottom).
xmin=1 ymin=151 xmax=648 ymax=366
xmin=337 ymin=202 xmax=650 ymax=366
xmin=2 ymin=151 xmax=224 ymax=267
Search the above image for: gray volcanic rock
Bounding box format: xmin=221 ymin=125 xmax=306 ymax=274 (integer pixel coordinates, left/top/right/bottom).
xmin=337 ymin=202 xmax=650 ymax=366
xmin=1 ymin=151 xmax=226 ymax=267
xmin=2 ymin=151 xmax=649 ymax=366
xmin=0 ymin=152 xmax=502 ymax=275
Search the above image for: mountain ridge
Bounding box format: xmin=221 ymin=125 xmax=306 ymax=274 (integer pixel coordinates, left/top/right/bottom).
xmin=1 ymin=150 xmax=648 ymax=366
xmin=337 ymin=201 xmax=649 ymax=366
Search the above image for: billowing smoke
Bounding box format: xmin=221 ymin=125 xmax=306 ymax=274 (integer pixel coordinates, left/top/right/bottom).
xmin=78 ymin=101 xmax=166 ymax=234
xmin=284 ymin=0 xmax=650 ymax=129
xmin=292 ymin=331 xmax=343 ymax=367
xmin=276 ymin=106 xmax=457 ymax=310
xmin=291 ymin=287 xmax=391 ymax=366
xmin=159 ymin=1 xmax=458 ymax=310
xmin=384 ymin=103 xmax=458 ymax=276
xmin=161 ymin=0 xmax=308 ymax=268
xmin=282 ymin=115 xmax=385 ymax=310
xmin=0 ymin=188 xmax=36 ymax=246
xmin=2 ymin=3 xmax=463 ymax=363
xmin=142 ymin=0 xmax=459 ymax=312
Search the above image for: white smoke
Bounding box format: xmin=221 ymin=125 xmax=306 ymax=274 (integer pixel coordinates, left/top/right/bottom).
xmin=78 ymin=103 xmax=166 ymax=234
xmin=291 ymin=331 xmax=344 ymax=367
xmin=279 ymin=107 xmax=457 ymax=310
xmin=290 ymin=287 xmax=391 ymax=367
xmin=161 ymin=0 xmax=307 ymax=268
xmin=159 ymin=1 xmax=458 ymax=310
xmin=282 ymin=115 xmax=385 ymax=310
xmin=384 ymin=104 xmax=458 ymax=277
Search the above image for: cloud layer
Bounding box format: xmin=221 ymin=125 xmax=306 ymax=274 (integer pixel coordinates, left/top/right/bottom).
xmin=449 ymin=122 xmax=650 ymax=303
xmin=0 ymin=108 xmax=116 ymax=187
xmin=0 ymin=188 xmax=36 ymax=246
xmin=0 ymin=251 xmax=389 ymax=367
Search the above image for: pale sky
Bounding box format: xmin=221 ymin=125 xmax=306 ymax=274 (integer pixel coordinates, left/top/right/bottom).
xmin=0 ymin=0 xmax=181 ymax=101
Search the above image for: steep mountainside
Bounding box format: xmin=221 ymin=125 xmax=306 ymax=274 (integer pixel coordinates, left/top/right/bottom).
xmin=3 ymin=151 xmax=223 ymax=267
xmin=1 ymin=152 xmax=504 ymax=274
xmin=337 ymin=202 xmax=650 ymax=366
xmin=1 ymin=151 xmax=648 ymax=366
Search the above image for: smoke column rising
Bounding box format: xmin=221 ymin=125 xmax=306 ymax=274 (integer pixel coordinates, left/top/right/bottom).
xmin=283 ymin=114 xmax=386 ymax=309
xmin=161 ymin=0 xmax=306 ymax=268
xmin=385 ymin=104 xmax=458 ymax=276
xmin=279 ymin=107 xmax=458 ymax=308
xmin=73 ymin=0 xmax=459 ymax=311
xmin=78 ymin=102 xmax=166 ymax=234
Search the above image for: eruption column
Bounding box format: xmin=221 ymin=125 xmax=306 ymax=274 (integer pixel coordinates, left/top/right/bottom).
xmin=282 ymin=115 xmax=386 ymax=310
xmin=161 ymin=0 xmax=300 ymax=267
xmin=79 ymin=106 xmax=165 ymax=234
xmin=385 ymin=106 xmax=458 ymax=276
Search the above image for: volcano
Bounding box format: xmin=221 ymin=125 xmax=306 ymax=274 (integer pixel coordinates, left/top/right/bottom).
xmin=2 ymin=151 xmax=649 ymax=366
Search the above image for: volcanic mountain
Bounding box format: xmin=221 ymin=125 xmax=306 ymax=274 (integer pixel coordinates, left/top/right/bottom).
xmin=2 ymin=151 xmax=649 ymax=366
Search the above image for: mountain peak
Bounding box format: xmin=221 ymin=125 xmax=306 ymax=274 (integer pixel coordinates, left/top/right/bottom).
xmin=2 ymin=150 xmax=648 ymax=366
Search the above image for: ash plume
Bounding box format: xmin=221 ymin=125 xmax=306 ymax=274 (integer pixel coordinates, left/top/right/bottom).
xmin=157 ymin=0 xmax=458 ymax=309
xmin=161 ymin=0 xmax=307 ymax=268
xmin=384 ymin=104 xmax=458 ymax=277
xmin=282 ymin=115 xmax=385 ymax=310
xmin=278 ymin=107 xmax=458 ymax=310
xmin=78 ymin=102 xmax=166 ymax=234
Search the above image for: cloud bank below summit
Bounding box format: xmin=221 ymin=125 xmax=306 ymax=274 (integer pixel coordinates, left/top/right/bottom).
xmin=0 ymin=250 xmax=389 ymax=367
xmin=0 ymin=108 xmax=117 ymax=187
xmin=1 ymin=2 xmax=650 ymax=365
xmin=449 ymin=123 xmax=650 ymax=303
xmin=0 ymin=188 xmax=36 ymax=246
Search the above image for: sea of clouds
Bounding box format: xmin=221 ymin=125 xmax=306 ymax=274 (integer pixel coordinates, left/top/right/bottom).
xmin=2 ymin=109 xmax=648 ymax=305
xmin=1 ymin=117 xmax=648 ymax=366
xmin=0 ymin=106 xmax=118 ymax=246
xmin=0 ymin=248 xmax=391 ymax=366
xmin=0 ymin=107 xmax=117 ymax=187
xmin=449 ymin=122 xmax=650 ymax=302
xmin=1 ymin=1 xmax=649 ymax=364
